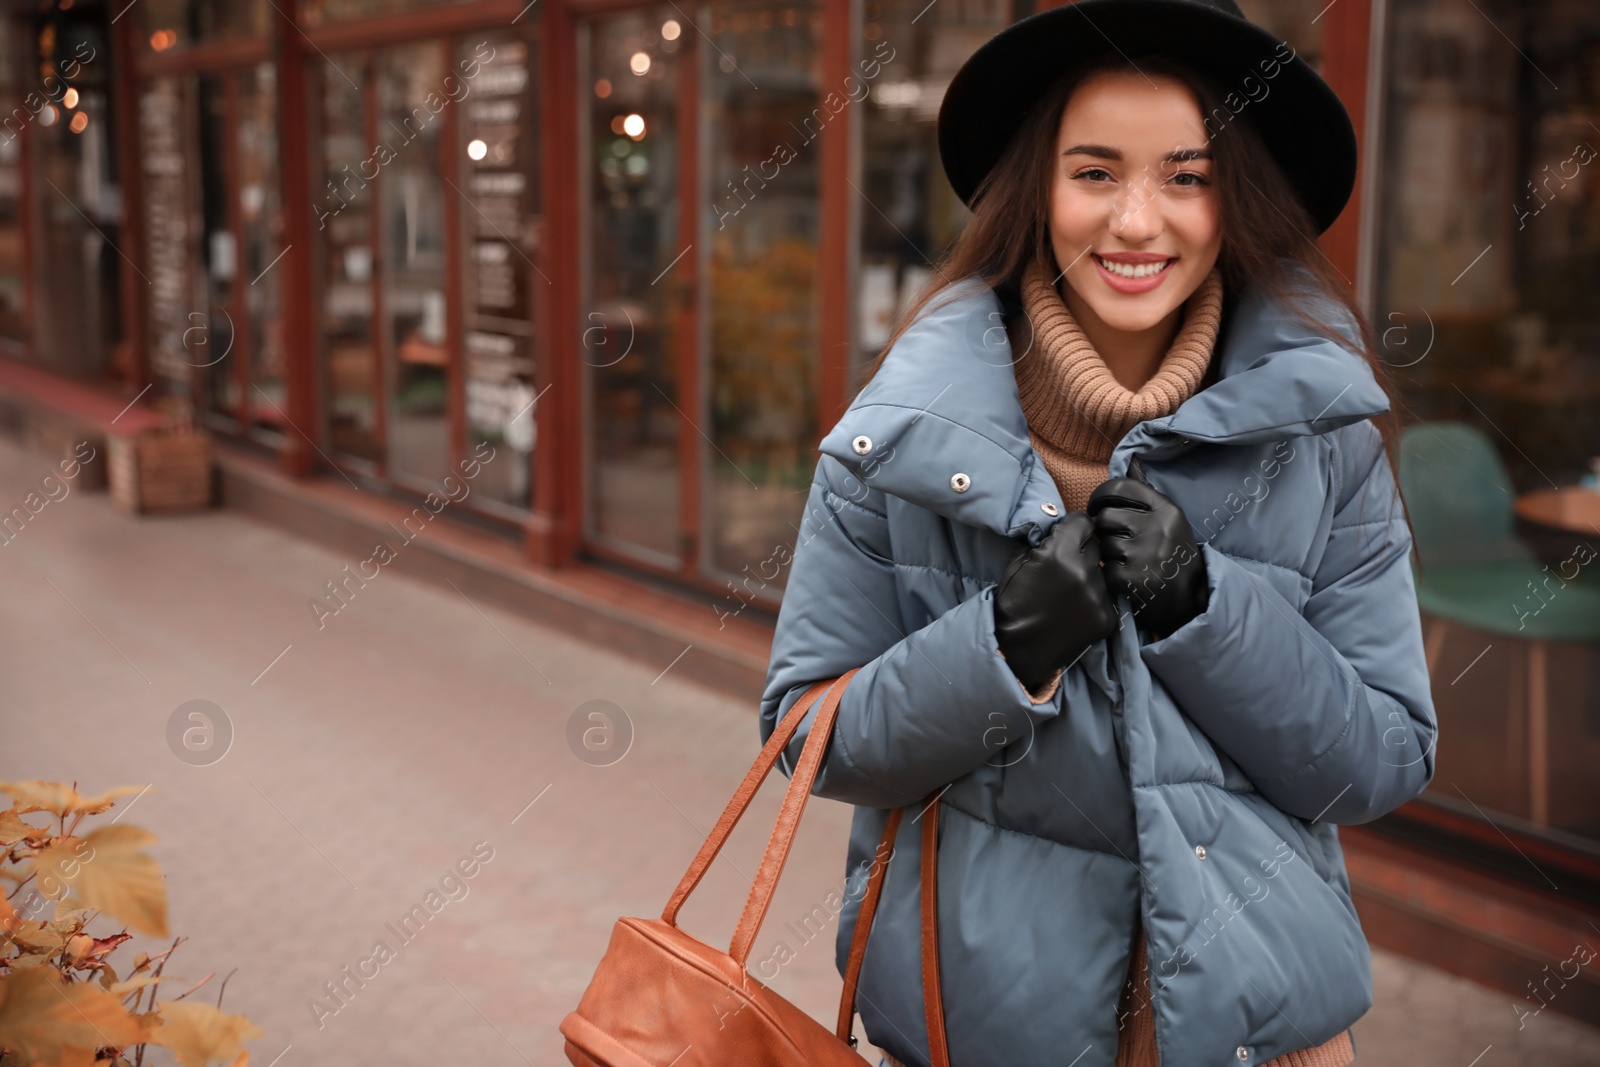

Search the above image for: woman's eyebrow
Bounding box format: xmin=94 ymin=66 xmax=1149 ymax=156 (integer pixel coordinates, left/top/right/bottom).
xmin=1062 ymin=143 xmax=1213 ymax=163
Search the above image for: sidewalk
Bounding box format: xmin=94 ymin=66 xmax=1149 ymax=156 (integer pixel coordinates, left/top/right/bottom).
xmin=1 ymin=434 xmax=1596 ymax=1067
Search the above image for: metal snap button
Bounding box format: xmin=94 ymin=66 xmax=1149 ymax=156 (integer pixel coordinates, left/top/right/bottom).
xmin=1195 ymin=844 xmax=1208 ymax=860
xmin=950 ymin=472 xmax=971 ymax=493
xmin=1041 ymin=502 xmax=1060 ymax=516
xmin=852 ymin=435 xmax=873 ymax=455
xmin=1236 ymin=1047 xmax=1249 ymax=1062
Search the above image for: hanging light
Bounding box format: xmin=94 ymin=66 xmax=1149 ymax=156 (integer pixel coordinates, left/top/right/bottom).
xmin=622 ymin=113 xmax=645 ymax=139
xmin=629 ymin=51 xmax=650 ymax=75
xmin=68 ymin=112 xmax=88 ymax=134
xmin=467 ymin=138 xmax=488 ymax=161
xmin=62 ymin=87 xmax=79 ymax=108
xmin=661 ymin=20 xmax=681 ymax=41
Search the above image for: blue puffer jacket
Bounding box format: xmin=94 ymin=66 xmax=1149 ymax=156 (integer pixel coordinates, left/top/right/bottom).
xmin=759 ymin=269 xmax=1438 ymax=1067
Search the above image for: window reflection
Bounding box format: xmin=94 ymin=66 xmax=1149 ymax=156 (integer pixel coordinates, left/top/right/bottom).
xmin=30 ymin=14 xmax=118 ymax=384
xmin=583 ymin=9 xmax=683 ymax=561
xmin=1377 ymin=0 xmax=1600 ymax=845
xmin=239 ymin=63 xmax=286 ymax=442
xmin=460 ymin=33 xmax=539 ymax=511
xmin=854 ymin=0 xmax=1007 ymax=393
xmin=141 ymin=0 xmax=270 ymax=54
xmin=318 ymin=53 xmax=381 ymax=465
xmin=705 ymin=0 xmax=821 ymax=588
xmin=378 ymin=41 xmax=451 ymax=487
xmin=0 ymin=20 xmax=22 ymax=344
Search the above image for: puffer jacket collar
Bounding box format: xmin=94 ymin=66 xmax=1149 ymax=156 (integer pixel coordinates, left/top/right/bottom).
xmin=820 ymin=271 xmax=1389 ymax=544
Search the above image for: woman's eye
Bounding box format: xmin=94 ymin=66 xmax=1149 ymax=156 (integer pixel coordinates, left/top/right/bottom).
xmin=1073 ymin=167 xmax=1114 ymax=183
xmin=1169 ymin=171 xmax=1210 ymax=187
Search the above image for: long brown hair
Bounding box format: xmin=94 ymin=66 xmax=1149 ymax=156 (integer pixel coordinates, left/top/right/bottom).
xmin=869 ymin=52 xmax=1414 ymax=544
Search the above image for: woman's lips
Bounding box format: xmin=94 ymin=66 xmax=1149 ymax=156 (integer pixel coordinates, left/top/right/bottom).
xmin=1093 ymin=254 xmax=1175 ymax=294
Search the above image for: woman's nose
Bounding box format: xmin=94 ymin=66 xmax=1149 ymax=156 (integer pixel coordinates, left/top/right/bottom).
xmin=1108 ymin=170 xmax=1163 ymax=241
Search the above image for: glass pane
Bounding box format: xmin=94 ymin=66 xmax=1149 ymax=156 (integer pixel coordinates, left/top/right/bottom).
xmin=301 ymin=0 xmax=478 ymax=28
xmin=317 ymin=53 xmax=382 ymax=464
xmin=196 ymin=72 xmax=240 ymax=423
xmin=854 ymin=0 xmax=1007 ymax=391
xmin=583 ymin=9 xmax=684 ymax=560
xmin=0 ymin=20 xmax=24 ymax=343
xmin=238 ymin=63 xmax=285 ymax=442
xmin=141 ymin=75 xmax=202 ymax=398
xmin=460 ymin=32 xmax=539 ymax=510
xmin=703 ymin=0 xmax=822 ymax=588
xmin=1234 ymin=0 xmax=1326 ymax=73
xmin=29 ymin=13 xmax=119 ymax=384
xmin=377 ymin=40 xmax=450 ymax=487
xmin=142 ymin=0 xmax=271 ymax=54
xmin=1376 ymin=0 xmax=1600 ymax=846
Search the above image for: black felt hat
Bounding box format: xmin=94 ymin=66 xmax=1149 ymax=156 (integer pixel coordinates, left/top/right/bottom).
xmin=937 ymin=0 xmax=1358 ymax=235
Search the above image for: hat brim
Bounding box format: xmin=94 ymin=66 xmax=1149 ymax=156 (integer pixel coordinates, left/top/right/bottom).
xmin=937 ymin=0 xmax=1357 ymax=235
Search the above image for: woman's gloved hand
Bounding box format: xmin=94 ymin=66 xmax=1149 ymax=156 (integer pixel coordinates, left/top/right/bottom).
xmin=1086 ymin=477 xmax=1209 ymax=640
xmin=993 ymin=512 xmax=1120 ymax=693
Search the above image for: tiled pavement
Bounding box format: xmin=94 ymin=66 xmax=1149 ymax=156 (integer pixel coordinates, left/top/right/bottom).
xmin=1 ymin=436 xmax=1595 ymax=1067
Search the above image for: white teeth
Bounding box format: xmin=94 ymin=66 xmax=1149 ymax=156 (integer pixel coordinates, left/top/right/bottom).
xmin=1096 ymin=255 xmax=1172 ymax=279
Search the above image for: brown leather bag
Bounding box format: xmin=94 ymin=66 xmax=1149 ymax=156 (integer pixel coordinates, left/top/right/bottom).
xmin=560 ymin=667 xmax=951 ymax=1067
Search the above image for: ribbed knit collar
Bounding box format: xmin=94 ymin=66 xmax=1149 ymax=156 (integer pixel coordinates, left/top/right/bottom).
xmin=1013 ymin=256 xmax=1225 ymax=467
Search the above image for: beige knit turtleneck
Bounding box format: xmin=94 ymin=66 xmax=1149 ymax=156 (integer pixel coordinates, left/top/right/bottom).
xmin=1010 ymin=256 xmax=1224 ymax=513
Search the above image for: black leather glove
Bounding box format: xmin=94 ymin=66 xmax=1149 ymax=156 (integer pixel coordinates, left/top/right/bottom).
xmin=1086 ymin=478 xmax=1209 ymax=640
xmin=993 ymin=512 xmax=1120 ymax=692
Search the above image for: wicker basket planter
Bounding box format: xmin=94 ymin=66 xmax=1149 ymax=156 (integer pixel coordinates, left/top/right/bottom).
xmin=108 ymin=429 xmax=213 ymax=514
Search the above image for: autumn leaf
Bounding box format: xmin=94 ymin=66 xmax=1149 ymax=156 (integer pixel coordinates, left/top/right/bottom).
xmin=0 ymin=966 xmax=153 ymax=1067
xmin=31 ymin=826 xmax=169 ymax=937
xmin=8 ymin=919 xmax=70 ymax=954
xmin=66 ymin=932 xmax=130 ymax=970
xmin=150 ymin=999 xmax=262 ymax=1067
xmin=0 ymin=781 xmax=147 ymax=817
xmin=0 ymin=806 xmax=51 ymax=846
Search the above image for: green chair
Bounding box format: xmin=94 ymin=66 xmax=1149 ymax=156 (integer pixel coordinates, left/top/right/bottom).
xmin=1398 ymin=421 xmax=1600 ymax=826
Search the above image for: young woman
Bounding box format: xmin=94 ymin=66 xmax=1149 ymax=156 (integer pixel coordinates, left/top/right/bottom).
xmin=760 ymin=2 xmax=1438 ymax=1066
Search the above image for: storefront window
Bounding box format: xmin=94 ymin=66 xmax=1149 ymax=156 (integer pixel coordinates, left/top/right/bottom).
xmin=0 ymin=20 xmax=26 ymax=344
xmin=30 ymin=11 xmax=119 ymax=383
xmin=317 ymin=52 xmax=381 ymax=465
xmin=1376 ymin=0 xmax=1600 ymax=847
xmin=853 ymin=0 xmax=1007 ymax=391
xmin=459 ymin=32 xmax=538 ymax=511
xmin=704 ymin=0 xmax=822 ymax=587
xmin=141 ymin=62 xmax=283 ymax=433
xmin=314 ymin=30 xmax=539 ymax=502
xmin=582 ymin=8 xmax=684 ymax=562
xmin=141 ymin=76 xmax=195 ymax=397
xmin=239 ymin=63 xmax=286 ymax=442
xmin=142 ymin=0 xmax=271 ymax=54
xmin=301 ymin=0 xmax=478 ymax=29
xmin=377 ymin=41 xmax=451 ymax=489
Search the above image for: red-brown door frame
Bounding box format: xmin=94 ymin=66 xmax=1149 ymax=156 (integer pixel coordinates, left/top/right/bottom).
xmin=531 ymin=0 xmax=581 ymax=566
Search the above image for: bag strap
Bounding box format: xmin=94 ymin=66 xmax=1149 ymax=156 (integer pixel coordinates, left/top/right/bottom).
xmin=726 ymin=667 xmax=861 ymax=964
xmin=835 ymin=806 xmax=901 ymax=1040
xmin=836 ymin=793 xmax=949 ymax=1067
xmin=921 ymin=795 xmax=949 ymax=1067
xmin=660 ymin=669 xmax=858 ymax=933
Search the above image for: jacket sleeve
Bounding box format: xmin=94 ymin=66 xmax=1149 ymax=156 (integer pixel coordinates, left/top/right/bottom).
xmin=759 ymin=453 xmax=1071 ymax=810
xmin=1137 ymin=419 xmax=1438 ymax=824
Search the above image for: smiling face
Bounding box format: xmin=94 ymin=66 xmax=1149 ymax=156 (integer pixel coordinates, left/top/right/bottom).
xmin=1048 ymin=70 xmax=1223 ymax=346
